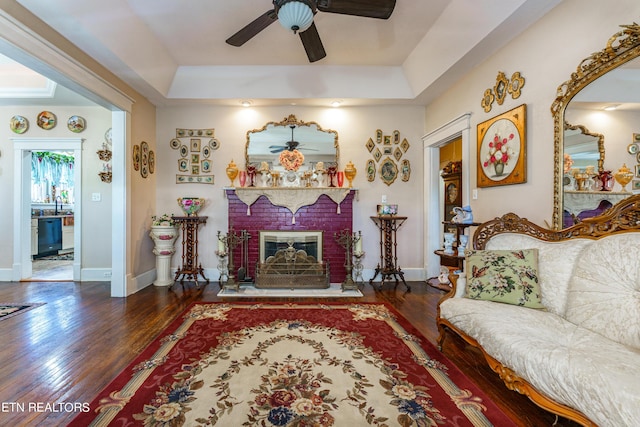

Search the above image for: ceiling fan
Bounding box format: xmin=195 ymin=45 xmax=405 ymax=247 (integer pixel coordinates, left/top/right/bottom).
xmin=269 ymin=125 xmax=319 ymax=153
xmin=226 ymin=0 xmax=396 ymax=62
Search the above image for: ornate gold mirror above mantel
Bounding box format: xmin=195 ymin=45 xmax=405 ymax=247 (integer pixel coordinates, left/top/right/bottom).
xmin=552 ymin=23 xmax=640 ymax=229
xmin=245 ymin=114 xmax=339 ymax=171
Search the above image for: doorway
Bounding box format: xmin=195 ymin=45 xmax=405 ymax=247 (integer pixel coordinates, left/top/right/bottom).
xmin=12 ymin=138 xmax=83 ymax=282
xmin=422 ymin=113 xmax=471 ymax=279
xmin=30 ymin=149 xmax=76 ymax=281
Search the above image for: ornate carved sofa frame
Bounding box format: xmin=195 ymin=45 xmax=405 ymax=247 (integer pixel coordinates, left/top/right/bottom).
xmin=436 ymin=195 xmax=640 ymax=427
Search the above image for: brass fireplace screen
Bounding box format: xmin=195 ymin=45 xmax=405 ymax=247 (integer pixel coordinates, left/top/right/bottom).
xmin=256 ymin=230 xmax=329 ymax=289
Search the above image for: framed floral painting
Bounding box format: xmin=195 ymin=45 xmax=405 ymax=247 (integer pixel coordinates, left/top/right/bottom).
xmin=477 ymin=104 xmax=527 ymax=187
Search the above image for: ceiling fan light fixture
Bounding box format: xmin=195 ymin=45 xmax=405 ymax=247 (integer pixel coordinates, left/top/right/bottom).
xmin=276 ymin=0 xmax=314 ymax=34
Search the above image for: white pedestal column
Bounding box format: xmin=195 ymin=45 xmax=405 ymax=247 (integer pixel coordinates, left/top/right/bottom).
xmin=149 ymin=226 xmax=179 ymax=286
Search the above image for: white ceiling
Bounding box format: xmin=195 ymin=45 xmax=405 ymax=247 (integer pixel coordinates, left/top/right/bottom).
xmin=7 ymin=0 xmax=563 ymax=107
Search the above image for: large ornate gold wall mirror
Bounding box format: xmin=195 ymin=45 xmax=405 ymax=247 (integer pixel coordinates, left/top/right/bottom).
xmin=552 ymin=23 xmax=640 ymax=229
xmin=246 ymin=114 xmax=339 ymax=170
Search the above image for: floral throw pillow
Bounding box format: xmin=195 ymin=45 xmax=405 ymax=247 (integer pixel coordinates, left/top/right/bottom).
xmin=465 ymin=249 xmax=545 ymax=309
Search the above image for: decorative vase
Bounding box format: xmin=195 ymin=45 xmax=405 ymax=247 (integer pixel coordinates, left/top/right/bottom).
xmin=259 ymin=171 xmax=270 ymax=187
xmin=177 ymin=197 xmax=205 ymax=216
xmin=458 ymin=234 xmax=468 ymax=256
xmin=494 ymin=162 xmax=504 ymax=176
xmin=226 ymin=160 xmax=239 ymax=187
xmin=238 ymin=170 xmax=247 ymax=187
xmin=149 ymin=225 xmax=178 ymax=287
xmin=246 ymin=165 xmax=257 ymax=187
xmin=337 ymin=171 xmax=345 ymax=187
xmin=327 ymin=166 xmax=337 ymax=187
xmin=344 ymin=161 xmax=357 ymax=187
xmin=598 ymin=170 xmax=614 ymax=191
xmin=443 ymin=232 xmax=455 ymax=254
xmin=614 ymin=163 xmax=634 ymax=192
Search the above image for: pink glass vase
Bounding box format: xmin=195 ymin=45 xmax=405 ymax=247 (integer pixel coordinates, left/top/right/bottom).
xmin=337 ymin=171 xmax=344 ymax=187
xmin=238 ymin=171 xmax=247 ymax=187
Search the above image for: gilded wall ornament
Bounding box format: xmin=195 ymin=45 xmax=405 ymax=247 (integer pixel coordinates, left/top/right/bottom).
xmin=482 ymin=71 xmax=526 ymax=113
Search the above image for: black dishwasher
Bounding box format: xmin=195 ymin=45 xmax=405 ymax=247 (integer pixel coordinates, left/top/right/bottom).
xmin=37 ymin=217 xmax=62 ymax=257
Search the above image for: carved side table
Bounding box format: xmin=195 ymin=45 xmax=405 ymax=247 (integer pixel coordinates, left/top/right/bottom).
xmin=173 ymin=216 xmax=209 ymax=288
xmin=369 ymin=215 xmax=410 ymax=291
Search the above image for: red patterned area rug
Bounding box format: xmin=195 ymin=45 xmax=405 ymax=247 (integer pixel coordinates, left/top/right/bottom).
xmin=72 ymin=303 xmax=515 ymax=426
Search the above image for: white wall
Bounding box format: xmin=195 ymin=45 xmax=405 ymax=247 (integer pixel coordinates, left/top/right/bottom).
xmin=424 ymin=0 xmax=640 ymax=227
xmin=155 ymin=105 xmax=426 ymax=281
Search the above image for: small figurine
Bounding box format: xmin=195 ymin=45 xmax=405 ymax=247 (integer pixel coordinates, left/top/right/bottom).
xmin=452 ymin=205 xmax=473 ymax=224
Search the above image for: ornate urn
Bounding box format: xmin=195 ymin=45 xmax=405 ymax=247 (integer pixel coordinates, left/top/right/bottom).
xmin=226 ymin=160 xmax=239 ymax=186
xmin=614 ymin=163 xmax=634 ymax=192
xmin=344 ymin=161 xmax=357 ymax=187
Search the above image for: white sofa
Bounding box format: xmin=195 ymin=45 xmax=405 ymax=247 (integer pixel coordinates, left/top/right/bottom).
xmin=437 ymin=195 xmax=640 ymax=427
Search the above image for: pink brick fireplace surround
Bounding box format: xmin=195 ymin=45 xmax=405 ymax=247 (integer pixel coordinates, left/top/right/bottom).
xmin=225 ymin=189 xmax=355 ymax=284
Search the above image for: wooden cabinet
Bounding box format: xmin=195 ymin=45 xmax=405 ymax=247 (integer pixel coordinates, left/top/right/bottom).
xmin=442 ymin=171 xmax=462 ymax=235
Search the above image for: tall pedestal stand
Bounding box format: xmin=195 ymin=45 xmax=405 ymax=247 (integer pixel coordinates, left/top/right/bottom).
xmin=173 ymin=216 xmax=209 ymax=288
xmin=369 ymin=215 xmax=410 ymax=291
xmin=334 ymin=229 xmax=361 ymax=291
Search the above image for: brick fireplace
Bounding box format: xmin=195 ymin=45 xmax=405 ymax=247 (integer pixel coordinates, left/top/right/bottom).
xmin=225 ymin=188 xmax=355 ymax=284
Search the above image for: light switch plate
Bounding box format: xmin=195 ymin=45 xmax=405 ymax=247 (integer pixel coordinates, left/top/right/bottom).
xmin=91 ymin=193 xmax=101 ymax=201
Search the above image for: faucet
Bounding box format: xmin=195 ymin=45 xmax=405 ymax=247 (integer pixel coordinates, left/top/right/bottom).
xmin=54 ymin=196 xmax=62 ymax=216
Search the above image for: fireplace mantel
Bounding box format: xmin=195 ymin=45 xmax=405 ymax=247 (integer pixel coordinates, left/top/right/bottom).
xmin=225 ymin=187 xmax=356 ymax=216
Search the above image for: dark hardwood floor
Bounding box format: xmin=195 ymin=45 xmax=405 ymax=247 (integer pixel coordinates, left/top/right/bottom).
xmin=0 ymin=280 xmax=580 ymax=426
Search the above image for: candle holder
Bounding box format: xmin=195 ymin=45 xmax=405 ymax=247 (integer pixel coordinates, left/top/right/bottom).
xmin=216 ymin=231 xmax=229 ymax=285
xmin=353 ymin=250 xmax=366 ymax=285
xmin=333 ymin=229 xmax=361 ymax=291
xmin=219 ymin=227 xmax=244 ymax=291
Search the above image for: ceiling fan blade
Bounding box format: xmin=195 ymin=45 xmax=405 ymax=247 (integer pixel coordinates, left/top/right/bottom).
xmin=226 ymin=9 xmax=278 ymax=47
xmin=299 ymin=23 xmax=326 ymax=63
xmin=317 ymin=0 xmax=395 ymax=19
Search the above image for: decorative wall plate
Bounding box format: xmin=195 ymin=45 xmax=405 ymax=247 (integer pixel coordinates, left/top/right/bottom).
xmin=10 ymin=115 xmax=28 ymax=134
xmin=105 ymin=128 xmax=112 ymax=145
xmin=67 ymin=115 xmax=86 ymax=133
xmin=627 ymin=143 xmax=638 ymax=154
xmin=37 ymin=111 xmax=56 ymax=130
xmin=148 ymin=151 xmax=155 ymax=174
xmin=209 ymin=138 xmax=220 ymax=150
xmin=202 ymin=145 xmax=211 ymax=158
xmin=179 ymin=145 xmax=188 ymax=158
xmin=401 ymin=159 xmax=411 ymax=182
xmin=133 ymin=145 xmax=140 ymax=171
xmin=178 ymin=158 xmax=188 ymax=172
xmin=170 ymin=138 xmax=180 ymax=149
xmin=366 ymin=159 xmax=376 ymax=182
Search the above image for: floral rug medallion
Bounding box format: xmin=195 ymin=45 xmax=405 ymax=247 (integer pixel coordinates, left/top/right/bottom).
xmin=72 ymin=303 xmax=514 ymax=426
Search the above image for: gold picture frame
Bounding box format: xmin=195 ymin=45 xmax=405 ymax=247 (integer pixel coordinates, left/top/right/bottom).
xmin=477 ymin=104 xmax=527 ymax=188
xmin=379 ymin=157 xmax=398 ymax=186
